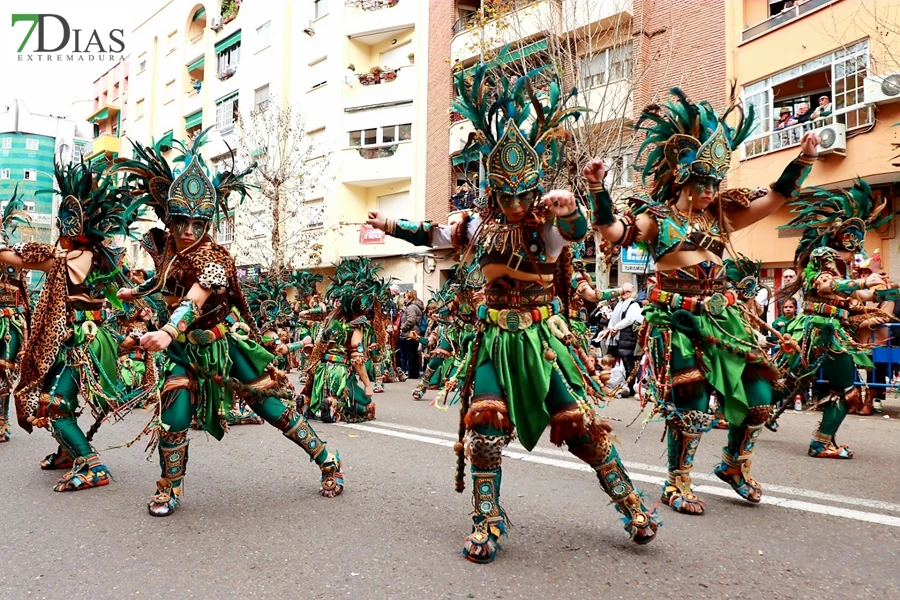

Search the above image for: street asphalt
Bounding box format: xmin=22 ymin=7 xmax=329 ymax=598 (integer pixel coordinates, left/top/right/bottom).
xmin=1 ymin=376 xmax=899 ymax=600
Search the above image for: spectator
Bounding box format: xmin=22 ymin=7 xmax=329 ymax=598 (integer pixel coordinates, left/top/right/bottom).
xmin=599 ymin=284 xmax=641 ymax=396
xmin=451 ymin=182 xmax=475 ymax=210
xmin=399 ymin=289 xmax=424 ymax=378
xmin=776 ymin=268 xmax=803 ymax=317
xmin=788 ymin=102 xmax=812 ymax=126
xmin=775 ymin=107 xmax=793 ymax=131
xmin=772 ymin=297 xmax=797 ymax=335
xmin=810 ymin=95 xmax=832 ymax=122
xmin=600 ymin=354 xmax=626 ymax=394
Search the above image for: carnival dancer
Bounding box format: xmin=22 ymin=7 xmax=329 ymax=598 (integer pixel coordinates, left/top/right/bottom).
xmin=774 ymin=180 xmax=893 ymax=458
xmin=0 ymin=162 xmax=155 ymax=490
xmin=114 ymin=131 xmax=343 ymax=516
xmin=412 ymin=287 xmax=451 ymax=400
xmin=586 ymin=88 xmax=821 ymax=515
xmin=0 ymin=186 xmax=31 ymax=443
xmin=366 ymin=60 xmax=659 ymax=562
xmin=298 ymin=258 xmax=384 ymax=423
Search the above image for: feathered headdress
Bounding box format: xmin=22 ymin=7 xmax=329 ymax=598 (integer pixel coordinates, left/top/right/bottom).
xmin=779 ymin=178 xmax=891 ymax=264
xmin=245 ymin=274 xmax=293 ymax=331
xmin=635 ymin=88 xmax=755 ymax=203
xmin=325 ymin=257 xmax=390 ymax=315
xmin=287 ymin=270 xmax=324 ymax=302
xmin=1 ymin=184 xmax=31 ymax=245
xmin=39 ymin=161 xmax=133 ymax=244
xmin=115 ymin=127 xmax=256 ymax=225
xmin=452 ymin=47 xmax=583 ymax=205
xmin=724 ymin=254 xmax=763 ymax=301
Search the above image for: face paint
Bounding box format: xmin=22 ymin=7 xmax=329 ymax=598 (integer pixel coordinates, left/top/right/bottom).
xmin=690 ymin=176 xmax=719 ymax=197
xmin=172 ymin=219 xmax=207 ymax=237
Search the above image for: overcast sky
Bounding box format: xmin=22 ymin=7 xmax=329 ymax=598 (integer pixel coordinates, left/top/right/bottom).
xmin=0 ymin=1 xmax=141 ymax=121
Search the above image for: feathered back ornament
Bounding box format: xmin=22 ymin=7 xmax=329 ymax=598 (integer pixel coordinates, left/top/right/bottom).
xmin=452 ymin=46 xmax=584 ymax=204
xmin=245 ymin=274 xmax=293 ymax=331
xmin=724 ymin=254 xmax=763 ymax=301
xmin=39 ymin=161 xmax=134 ymax=243
xmin=286 ymin=270 xmax=324 ymax=303
xmin=1 ymin=184 xmax=32 ymax=245
xmin=115 ymin=127 xmax=256 ymax=225
xmin=779 ymin=178 xmax=891 ymax=264
xmin=635 ymin=88 xmax=755 ymax=203
xmin=326 ymin=257 xmax=391 ymax=315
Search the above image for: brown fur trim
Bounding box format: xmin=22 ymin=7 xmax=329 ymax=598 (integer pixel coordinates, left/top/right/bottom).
xmin=744 ymin=405 xmax=772 ymax=426
xmin=464 ymin=396 xmax=513 ymax=433
xmin=549 ymin=407 xmax=592 ymax=446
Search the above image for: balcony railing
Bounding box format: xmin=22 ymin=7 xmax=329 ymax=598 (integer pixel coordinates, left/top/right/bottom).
xmin=452 ymin=0 xmax=540 ymax=35
xmin=357 ymin=144 xmax=399 ymax=159
xmin=741 ymin=0 xmax=836 ymax=43
xmin=741 ymin=106 xmax=871 ymax=159
xmin=356 ymin=67 xmax=399 ymax=85
xmin=345 ymin=0 xmax=399 ymax=10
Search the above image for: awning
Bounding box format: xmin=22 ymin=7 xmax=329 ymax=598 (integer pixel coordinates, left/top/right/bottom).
xmin=88 ymin=108 xmax=109 ymax=123
xmin=461 ymin=38 xmax=550 ymax=79
xmin=185 ymin=110 xmax=203 ymax=129
xmin=216 ymin=90 xmax=239 ymax=105
xmin=187 ymin=56 xmax=205 ymax=71
xmin=215 ymin=30 xmax=241 ymax=54
xmin=159 ymin=130 xmax=174 ymax=149
xmin=451 ymin=150 xmax=480 ymax=166
xmin=193 ymin=7 xmax=206 ymax=21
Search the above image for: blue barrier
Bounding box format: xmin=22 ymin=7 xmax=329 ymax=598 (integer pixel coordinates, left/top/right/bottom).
xmin=815 ymin=323 xmax=900 ymax=389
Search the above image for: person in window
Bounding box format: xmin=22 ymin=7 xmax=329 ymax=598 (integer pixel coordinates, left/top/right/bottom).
xmin=788 ymin=102 xmax=811 ymax=126
xmin=775 ymin=107 xmax=793 ymax=131
xmin=810 ymin=95 xmax=832 ymax=122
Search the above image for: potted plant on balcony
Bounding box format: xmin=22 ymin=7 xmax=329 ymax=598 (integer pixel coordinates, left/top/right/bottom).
xmin=192 ymin=79 xmax=203 ymax=93
xmin=408 ymin=52 xmax=414 ymax=65
xmin=221 ymin=0 xmax=239 ymax=24
xmin=382 ymin=67 xmax=397 ymax=81
xmin=369 ymin=65 xmax=383 ymax=83
xmin=217 ymin=66 xmax=236 ymax=81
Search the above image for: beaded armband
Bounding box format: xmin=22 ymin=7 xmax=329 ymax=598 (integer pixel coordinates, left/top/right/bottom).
xmin=163 ymin=299 xmax=199 ymax=339
xmin=831 ymin=277 xmax=864 ymax=294
xmin=350 ymin=345 xmax=367 ymax=365
xmin=385 ymin=218 xmax=435 ymax=247
xmin=597 ymin=287 xmax=624 ymax=301
xmin=613 ymin=213 xmax=639 ymax=248
xmin=556 ymin=207 xmax=588 ymax=241
xmin=587 ymin=182 xmax=615 ymax=227
xmin=771 ymin=152 xmax=816 ymax=199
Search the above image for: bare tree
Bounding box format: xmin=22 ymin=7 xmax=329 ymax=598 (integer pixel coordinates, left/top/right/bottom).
xmin=229 ymin=100 xmax=335 ymax=278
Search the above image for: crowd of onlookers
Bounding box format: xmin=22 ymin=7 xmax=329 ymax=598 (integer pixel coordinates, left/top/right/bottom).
xmin=385 ymin=284 xmax=427 ymax=379
xmin=773 ymin=96 xmax=833 ymax=148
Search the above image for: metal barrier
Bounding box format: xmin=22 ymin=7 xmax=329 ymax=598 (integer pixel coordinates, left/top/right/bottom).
xmin=815 ymin=323 xmax=900 ymax=389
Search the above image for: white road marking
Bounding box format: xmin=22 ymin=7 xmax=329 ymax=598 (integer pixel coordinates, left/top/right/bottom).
xmin=341 ymin=421 xmax=900 ymax=528
xmin=363 ymin=421 xmax=900 ymax=513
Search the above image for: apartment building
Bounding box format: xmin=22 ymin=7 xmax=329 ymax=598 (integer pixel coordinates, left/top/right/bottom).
xmin=442 ymin=0 xmax=728 ymax=286
xmin=727 ymin=0 xmax=900 ymax=291
xmin=124 ymin=0 xmax=433 ymax=292
xmin=0 ymin=100 xmax=91 ymax=283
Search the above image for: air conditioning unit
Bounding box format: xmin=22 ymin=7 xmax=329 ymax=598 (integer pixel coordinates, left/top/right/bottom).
xmin=812 ymin=122 xmax=847 ymax=156
xmin=210 ymin=15 xmax=223 ymax=31
xmin=864 ymin=73 xmax=900 ymax=105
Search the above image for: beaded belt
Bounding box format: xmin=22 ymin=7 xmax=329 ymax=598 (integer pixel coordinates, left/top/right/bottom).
xmin=658 ymin=276 xmax=727 ymax=295
xmin=483 ymin=287 xmax=555 ymax=309
xmin=649 ymin=287 xmax=736 ymax=316
xmin=324 ymin=352 xmax=349 ymax=365
xmin=476 ymin=299 xmax=562 ymax=332
xmin=0 ymin=306 xmax=24 ymax=317
xmin=71 ymin=309 xmax=108 ymax=324
xmin=802 ymin=301 xmax=848 ymax=320
xmin=181 ymin=322 xmax=228 ymax=345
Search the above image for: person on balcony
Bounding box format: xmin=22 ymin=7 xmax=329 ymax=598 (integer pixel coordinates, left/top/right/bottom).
xmin=775 ymin=106 xmax=793 ymax=131
xmin=585 ymin=88 xmax=821 ymax=516
xmin=810 ymin=95 xmax=833 ymax=122
xmin=365 ymin=58 xmax=659 ymax=563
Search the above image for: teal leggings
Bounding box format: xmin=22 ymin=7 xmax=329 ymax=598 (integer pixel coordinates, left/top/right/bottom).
xmin=817 ymin=351 xmax=855 ymax=437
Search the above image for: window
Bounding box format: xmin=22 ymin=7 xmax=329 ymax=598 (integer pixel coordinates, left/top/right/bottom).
xmin=72 ymin=144 xmax=86 ymax=163
xmin=0 ymin=169 xmax=9 ymax=180
xmin=605 ymin=153 xmax=633 ymax=188
xmin=25 ymin=138 xmax=39 ymax=151
xmin=581 ymin=43 xmax=632 ymax=87
xmin=217 ymin=40 xmax=241 ymax=74
xmin=257 ymin=21 xmax=271 ymax=48
xmin=364 ymin=128 xmax=377 ymax=145
xmin=167 ymin=30 xmax=178 ymax=53
xmin=307 ymin=56 xmax=327 ymax=90
xmin=254 ymin=85 xmax=270 ymax=112
xmin=348 ymin=124 xmax=411 ymax=147
xmin=314 ymin=0 xmax=329 ymax=19
xmin=248 ymin=209 xmax=272 ymax=238
xmin=217 ymin=218 xmax=234 ymax=244
xmin=23 ymin=169 xmax=37 ymax=181
xmin=741 ymin=40 xmax=871 ymax=159
xmin=349 ymin=130 xmax=361 ymax=147
xmin=113 ymin=82 xmax=120 ymax=102
xmin=381 ymin=41 xmax=411 ymax=69
xmin=216 ymin=94 xmax=239 ymax=136
xmin=398 ymin=123 xmax=412 ymax=141
xmin=136 ymin=98 xmax=145 ymax=120
xmin=304 ymin=198 xmax=324 ymax=230
xmin=164 ymin=80 xmax=176 ymax=104
xmin=1 ymin=138 xmax=11 ymax=149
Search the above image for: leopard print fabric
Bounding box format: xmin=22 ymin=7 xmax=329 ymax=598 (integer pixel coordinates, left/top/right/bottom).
xmin=11 ymin=243 xmax=69 ymax=432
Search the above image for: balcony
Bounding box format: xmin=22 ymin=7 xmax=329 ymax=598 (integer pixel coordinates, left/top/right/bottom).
xmin=340 ymin=142 xmax=413 ymax=187
xmin=345 ymin=0 xmax=414 ymax=45
xmin=449 ymin=118 xmax=474 ymax=155
xmin=741 ymin=0 xmax=837 ymax=44
xmin=560 ymin=0 xmax=633 ymax=33
xmin=183 ymin=87 xmax=203 ymax=117
xmin=345 ymin=65 xmax=415 ymax=109
xmin=583 ymin=79 xmax=633 ymax=123
xmin=741 ymin=107 xmax=871 ymax=160
xmin=86 ymin=104 xmax=121 ymax=127
xmin=85 ymin=134 xmax=121 ymax=161
xmin=451 ymin=0 xmax=558 ymax=64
